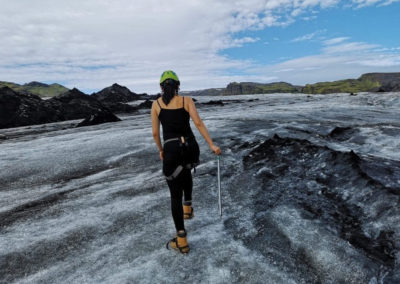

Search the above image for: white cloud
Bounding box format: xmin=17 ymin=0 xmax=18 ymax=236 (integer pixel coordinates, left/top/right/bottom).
xmin=250 ymin=36 xmax=400 ymax=85
xmin=292 ymin=32 xmax=318 ymax=42
xmin=0 ymin=0 xmax=341 ymax=92
xmin=250 ymin=52 xmax=400 ymax=85
xmin=348 ymin=54 xmax=400 ymax=67
xmin=230 ymin=37 xmax=261 ymax=47
xmin=0 ymin=0 xmax=398 ymax=92
xmin=323 ymin=37 xmax=350 ymax=45
xmin=274 ymin=68 xmax=295 ymax=73
xmin=323 ymin=42 xmax=379 ymax=53
xmin=291 ymin=30 xmax=326 ymax=42
xmin=351 ymin=0 xmax=400 ymax=8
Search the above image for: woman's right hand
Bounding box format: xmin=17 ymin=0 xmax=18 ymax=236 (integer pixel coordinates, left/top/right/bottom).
xmin=210 ymin=144 xmax=221 ymax=155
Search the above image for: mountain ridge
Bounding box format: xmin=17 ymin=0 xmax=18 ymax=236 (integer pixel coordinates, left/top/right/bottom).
xmin=0 ymin=81 xmax=69 ymax=97
xmin=1 ymin=72 xmax=399 ymax=97
xmin=222 ymin=72 xmax=400 ymax=95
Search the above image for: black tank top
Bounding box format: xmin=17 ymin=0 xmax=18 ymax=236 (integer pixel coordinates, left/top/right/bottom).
xmin=157 ymin=96 xmax=195 ymax=141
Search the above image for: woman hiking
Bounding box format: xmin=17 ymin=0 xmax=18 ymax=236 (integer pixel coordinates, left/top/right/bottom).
xmin=151 ymin=70 xmax=221 ymax=254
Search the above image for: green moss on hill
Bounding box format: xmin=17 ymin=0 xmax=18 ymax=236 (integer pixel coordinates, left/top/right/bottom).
xmin=303 ymin=78 xmax=380 ymax=94
xmin=0 ymin=81 xmax=69 ymax=97
xmin=223 ymin=73 xmax=400 ymax=95
xmin=0 ymin=81 xmax=20 ymax=89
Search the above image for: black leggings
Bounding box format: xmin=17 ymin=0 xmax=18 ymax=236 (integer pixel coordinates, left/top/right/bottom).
xmin=166 ymin=168 xmax=192 ymax=231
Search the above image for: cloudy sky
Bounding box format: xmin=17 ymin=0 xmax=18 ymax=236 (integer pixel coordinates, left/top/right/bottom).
xmin=0 ymin=0 xmax=399 ymax=93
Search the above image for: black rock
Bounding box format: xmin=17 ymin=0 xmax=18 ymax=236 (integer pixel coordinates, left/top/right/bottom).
xmin=143 ymin=93 xmax=160 ymax=100
xmin=138 ymin=99 xmax=153 ymax=109
xmin=76 ymin=109 xmax=121 ymax=127
xmin=242 ymin=134 xmax=398 ymax=267
xmin=0 ymin=86 xmax=134 ymax=129
xmin=328 ymin=126 xmax=358 ymax=141
xmin=0 ymin=87 xmax=61 ymax=129
xmin=361 ymin=73 xmax=400 ymax=92
xmin=100 ymin=102 xmax=138 ymax=114
xmin=92 ymin=83 xmax=141 ymax=103
xmin=202 ymin=100 xmax=224 ymax=106
xmin=46 ymin=88 xmax=108 ymax=120
xmin=224 ymin=82 xmax=302 ymax=95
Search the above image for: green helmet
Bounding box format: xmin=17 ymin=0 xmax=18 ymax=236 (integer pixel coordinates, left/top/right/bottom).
xmin=160 ymin=70 xmax=179 ymax=84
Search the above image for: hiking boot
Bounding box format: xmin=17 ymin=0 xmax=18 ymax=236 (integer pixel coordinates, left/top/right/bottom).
xmin=166 ymin=230 xmax=190 ymax=254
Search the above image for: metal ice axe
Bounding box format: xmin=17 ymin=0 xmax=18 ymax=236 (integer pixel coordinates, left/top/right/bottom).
xmin=217 ymin=155 xmax=222 ymax=217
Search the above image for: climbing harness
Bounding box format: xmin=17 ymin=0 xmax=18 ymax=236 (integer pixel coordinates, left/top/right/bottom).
xmin=163 ymin=136 xmax=199 ymax=181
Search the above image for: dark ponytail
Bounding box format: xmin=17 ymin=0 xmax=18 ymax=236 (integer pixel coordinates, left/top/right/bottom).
xmin=160 ymin=79 xmax=180 ymax=105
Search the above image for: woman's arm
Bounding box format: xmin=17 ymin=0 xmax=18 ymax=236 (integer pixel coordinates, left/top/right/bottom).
xmin=151 ymin=101 xmax=164 ymax=160
xmin=185 ymin=97 xmax=221 ymax=155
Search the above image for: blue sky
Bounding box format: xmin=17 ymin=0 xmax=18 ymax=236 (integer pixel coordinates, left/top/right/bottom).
xmin=0 ymin=0 xmax=399 ymax=93
xmin=223 ymin=3 xmax=400 ymax=65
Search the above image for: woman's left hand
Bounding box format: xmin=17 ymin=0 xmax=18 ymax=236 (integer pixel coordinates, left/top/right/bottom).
xmin=210 ymin=144 xmax=221 ymax=155
xmin=159 ymin=150 xmax=164 ymax=160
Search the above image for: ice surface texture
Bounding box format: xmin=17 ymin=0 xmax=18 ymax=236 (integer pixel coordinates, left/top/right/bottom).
xmin=0 ymin=92 xmax=399 ymax=283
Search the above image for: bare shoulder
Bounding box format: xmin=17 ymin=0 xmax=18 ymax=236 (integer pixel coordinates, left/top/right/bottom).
xmin=154 ymin=97 xmax=163 ymax=105
xmin=183 ymin=96 xmax=195 ymax=104
xmin=152 ymin=99 xmax=161 ymax=113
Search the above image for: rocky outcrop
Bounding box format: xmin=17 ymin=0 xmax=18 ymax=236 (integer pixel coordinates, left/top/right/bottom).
xmin=202 ymin=100 xmax=224 ymax=105
xmin=0 ymin=86 xmax=158 ymax=129
xmin=76 ymin=109 xmax=121 ymax=127
xmin=46 ymin=88 xmax=109 ymax=120
xmin=91 ymin=83 xmax=152 ymax=113
xmin=137 ymin=99 xmax=153 ymax=109
xmin=0 ymin=87 xmax=61 ymax=129
xmin=361 ymin=73 xmax=400 ymax=92
xmin=0 ymin=87 xmax=123 ymax=129
xmin=92 ymin=83 xmax=144 ymax=103
xmin=224 ymin=82 xmax=243 ymax=96
xmin=101 ymin=102 xmax=138 ymax=114
xmin=360 ymin=73 xmax=400 ymax=85
xmin=224 ymin=82 xmax=302 ymax=95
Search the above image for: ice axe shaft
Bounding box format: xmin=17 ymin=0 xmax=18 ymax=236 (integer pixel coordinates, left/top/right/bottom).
xmin=217 ymin=155 xmax=222 ymax=217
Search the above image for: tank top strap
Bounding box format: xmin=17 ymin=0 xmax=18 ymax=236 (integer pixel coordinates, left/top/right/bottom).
xmin=156 ymin=98 xmax=162 ymax=109
xmin=182 ymin=96 xmax=184 ymax=108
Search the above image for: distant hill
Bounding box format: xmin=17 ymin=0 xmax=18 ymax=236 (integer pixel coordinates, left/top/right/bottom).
xmin=181 ymin=88 xmax=224 ymax=96
xmin=1 ymin=72 xmax=399 ymax=99
xmin=303 ymin=75 xmax=376 ymax=94
xmin=303 ymin=73 xmax=400 ymax=94
xmin=0 ymin=81 xmax=69 ymax=97
xmin=223 ymin=82 xmax=302 ymax=95
xmin=220 ymin=73 xmax=400 ymax=95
